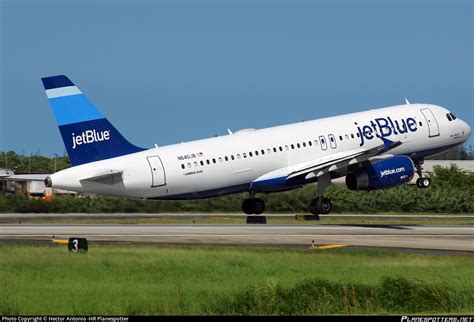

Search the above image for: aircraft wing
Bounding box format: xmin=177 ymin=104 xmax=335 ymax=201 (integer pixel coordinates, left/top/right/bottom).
xmin=286 ymin=138 xmax=402 ymax=181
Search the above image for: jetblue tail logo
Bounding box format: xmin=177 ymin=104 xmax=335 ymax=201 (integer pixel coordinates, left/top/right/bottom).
xmin=355 ymin=117 xmax=417 ymax=146
xmin=72 ymin=130 xmax=111 ymax=149
xmin=42 ymin=75 xmax=145 ymax=166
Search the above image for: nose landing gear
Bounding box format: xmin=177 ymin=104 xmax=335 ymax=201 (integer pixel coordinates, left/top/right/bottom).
xmin=414 ymin=159 xmax=431 ymax=188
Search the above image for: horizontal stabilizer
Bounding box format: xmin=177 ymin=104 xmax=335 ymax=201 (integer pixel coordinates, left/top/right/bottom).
xmin=80 ymin=170 xmax=123 ymax=182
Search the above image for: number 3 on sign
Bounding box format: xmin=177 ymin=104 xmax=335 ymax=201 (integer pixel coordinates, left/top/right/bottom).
xmin=71 ymin=239 xmax=79 ymax=253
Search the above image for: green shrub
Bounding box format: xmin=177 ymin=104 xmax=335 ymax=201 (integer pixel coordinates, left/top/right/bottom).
xmin=1 ymin=165 xmax=472 ymax=213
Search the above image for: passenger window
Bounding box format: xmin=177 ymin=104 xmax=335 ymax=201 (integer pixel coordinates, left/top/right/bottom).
xmin=351 ymin=134 xmax=354 ymax=139
xmin=291 ymin=144 xmax=295 ymax=149
xmin=237 ymin=154 xmax=241 ymax=159
xmin=255 ymin=151 xmax=259 ymax=156
xmin=218 ymin=157 xmax=222 ymax=163
xmin=273 ymin=147 xmax=277 ymax=153
xmin=231 ymin=155 xmax=235 ymax=160
xmin=243 ymin=153 xmax=247 ymax=158
xmin=187 ymin=163 xmax=191 ymax=168
xmin=279 ymin=146 xmax=283 ymax=151
xmin=261 ymin=149 xmax=265 ymax=155
xmin=345 ymin=135 xmax=349 ymax=140
xmin=267 ymin=148 xmax=271 ymax=154
xmin=225 ymin=156 xmax=228 ymax=161
xmin=285 ymin=145 xmax=289 ymax=151
xmin=200 ymin=161 xmax=204 ymax=166
xmin=419 ymin=122 xmax=422 ymax=127
xmin=339 ymin=136 xmax=343 ymax=141
xmin=181 ymin=164 xmax=185 ymax=169
xmin=314 ymin=140 xmax=318 ymax=145
xmin=297 ymin=143 xmax=300 ymax=148
xmin=206 ymin=160 xmax=210 ymax=165
xmin=308 ymin=141 xmax=312 ymax=146
xmin=249 ymin=152 xmax=253 ymax=157
xmin=212 ymin=158 xmax=216 ymax=164
xmin=194 ymin=161 xmax=198 ymax=167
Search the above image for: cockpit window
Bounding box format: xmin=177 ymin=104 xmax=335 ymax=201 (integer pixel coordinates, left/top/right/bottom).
xmin=450 ymin=113 xmax=457 ymax=120
xmin=446 ymin=113 xmax=452 ymax=121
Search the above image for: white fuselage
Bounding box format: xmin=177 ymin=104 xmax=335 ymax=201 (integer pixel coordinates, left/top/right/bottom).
xmin=50 ymin=104 xmax=471 ymax=199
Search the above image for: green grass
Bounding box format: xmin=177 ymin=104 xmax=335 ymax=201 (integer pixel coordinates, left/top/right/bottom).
xmin=1 ymin=243 xmax=473 ymax=315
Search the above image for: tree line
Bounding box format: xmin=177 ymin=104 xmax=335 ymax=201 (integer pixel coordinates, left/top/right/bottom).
xmin=0 ymin=164 xmax=472 ymax=213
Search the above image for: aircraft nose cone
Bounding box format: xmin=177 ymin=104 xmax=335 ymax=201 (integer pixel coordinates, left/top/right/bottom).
xmin=463 ymin=120 xmax=471 ymax=139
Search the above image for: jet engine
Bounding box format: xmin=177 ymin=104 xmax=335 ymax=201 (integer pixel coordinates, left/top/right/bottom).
xmin=345 ymin=156 xmax=415 ymax=191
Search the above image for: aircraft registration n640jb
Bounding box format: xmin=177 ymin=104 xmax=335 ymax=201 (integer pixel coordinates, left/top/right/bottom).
xmin=42 ymin=75 xmax=471 ymax=216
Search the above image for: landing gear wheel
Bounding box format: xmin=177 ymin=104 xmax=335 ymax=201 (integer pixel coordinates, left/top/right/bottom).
xmin=319 ymin=198 xmax=332 ymax=214
xmin=242 ymin=198 xmax=266 ymax=215
xmin=242 ymin=199 xmax=254 ymax=215
xmin=416 ymin=177 xmax=431 ymax=188
xmin=253 ymin=198 xmax=265 ymax=215
xmin=308 ymin=197 xmax=332 ymax=215
xmin=309 ymin=199 xmax=319 ymax=215
xmin=416 ymin=178 xmax=422 ymax=188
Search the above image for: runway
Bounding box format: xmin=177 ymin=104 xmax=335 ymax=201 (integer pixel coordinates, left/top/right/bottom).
xmin=0 ymin=224 xmax=473 ymax=252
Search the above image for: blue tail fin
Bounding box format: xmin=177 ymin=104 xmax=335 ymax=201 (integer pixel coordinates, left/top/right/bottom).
xmin=42 ymin=75 xmax=145 ymax=166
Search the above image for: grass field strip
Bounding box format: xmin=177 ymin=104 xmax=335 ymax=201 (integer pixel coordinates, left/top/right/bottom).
xmin=1 ymin=234 xmax=473 ymax=237
xmin=2 ymin=213 xmax=474 ymax=218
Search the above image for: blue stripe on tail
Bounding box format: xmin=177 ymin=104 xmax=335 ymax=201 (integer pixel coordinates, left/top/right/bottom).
xmin=42 ymin=75 xmax=74 ymax=89
xmin=42 ymin=75 xmax=145 ymax=166
xmin=49 ymin=94 xmax=105 ymax=126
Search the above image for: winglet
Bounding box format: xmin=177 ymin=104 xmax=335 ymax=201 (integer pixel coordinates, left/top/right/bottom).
xmin=381 ymin=137 xmax=402 ymax=152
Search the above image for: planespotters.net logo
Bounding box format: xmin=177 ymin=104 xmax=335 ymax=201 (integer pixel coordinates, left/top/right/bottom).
xmin=72 ymin=129 xmax=111 ymax=149
xmin=380 ymin=167 xmax=406 ymax=177
xmin=401 ymin=316 xmax=473 ymax=322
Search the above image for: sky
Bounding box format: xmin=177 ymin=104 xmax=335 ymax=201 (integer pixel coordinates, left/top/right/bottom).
xmin=0 ymin=0 xmax=472 ymax=156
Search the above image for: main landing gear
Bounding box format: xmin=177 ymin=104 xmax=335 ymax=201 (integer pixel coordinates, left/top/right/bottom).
xmin=242 ymin=193 xmax=267 ymax=224
xmin=308 ymin=173 xmax=332 ymax=219
xmin=242 ymin=194 xmax=265 ymax=215
xmin=414 ymin=159 xmax=431 ymax=189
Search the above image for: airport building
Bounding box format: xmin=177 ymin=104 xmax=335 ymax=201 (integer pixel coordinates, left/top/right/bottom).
xmin=0 ymin=168 xmax=76 ymax=197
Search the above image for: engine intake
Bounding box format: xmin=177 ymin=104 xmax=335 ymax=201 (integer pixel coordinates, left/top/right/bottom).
xmin=345 ymin=156 xmax=415 ymax=191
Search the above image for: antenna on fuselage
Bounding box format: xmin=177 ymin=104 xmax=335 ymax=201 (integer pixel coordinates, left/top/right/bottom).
xmin=227 ymin=128 xmax=233 ymax=135
xmin=405 ymin=98 xmax=411 ymax=105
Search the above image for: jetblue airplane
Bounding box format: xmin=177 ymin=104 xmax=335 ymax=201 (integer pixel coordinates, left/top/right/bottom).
xmin=42 ymin=75 xmax=471 ymax=216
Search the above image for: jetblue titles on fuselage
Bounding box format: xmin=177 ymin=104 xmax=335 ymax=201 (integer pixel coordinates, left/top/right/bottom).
xmin=355 ymin=116 xmax=417 ymax=146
